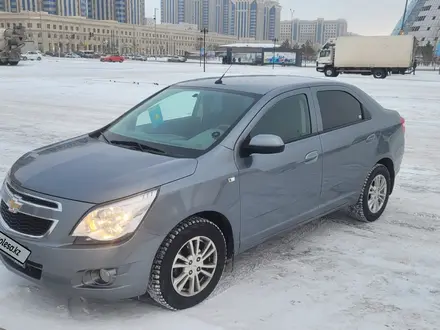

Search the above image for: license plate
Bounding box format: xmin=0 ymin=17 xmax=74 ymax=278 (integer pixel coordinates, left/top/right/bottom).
xmin=0 ymin=231 xmax=31 ymax=264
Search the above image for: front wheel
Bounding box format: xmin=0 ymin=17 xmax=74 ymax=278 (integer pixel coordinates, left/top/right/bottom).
xmin=22 ymin=57 xmax=27 ymax=61
xmin=37 ymin=57 xmax=42 ymax=61
xmin=348 ymin=164 xmax=391 ymax=222
xmin=147 ymin=216 xmax=226 ymax=310
xmin=324 ymin=66 xmax=336 ymax=77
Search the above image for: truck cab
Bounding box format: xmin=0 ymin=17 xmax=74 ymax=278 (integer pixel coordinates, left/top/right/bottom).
xmin=316 ymin=39 xmax=337 ymax=76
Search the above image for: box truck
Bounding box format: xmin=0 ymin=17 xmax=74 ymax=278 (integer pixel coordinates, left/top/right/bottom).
xmin=316 ymin=35 xmax=417 ymax=79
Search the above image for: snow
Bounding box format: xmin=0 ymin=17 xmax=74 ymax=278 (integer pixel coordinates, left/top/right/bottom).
xmin=1 ymin=58 xmax=440 ymax=330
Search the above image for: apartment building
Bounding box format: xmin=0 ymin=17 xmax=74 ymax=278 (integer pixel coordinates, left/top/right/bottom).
xmin=280 ymin=18 xmax=348 ymax=45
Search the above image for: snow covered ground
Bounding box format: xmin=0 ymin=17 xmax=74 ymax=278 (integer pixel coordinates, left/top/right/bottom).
xmin=1 ymin=59 xmax=440 ymax=330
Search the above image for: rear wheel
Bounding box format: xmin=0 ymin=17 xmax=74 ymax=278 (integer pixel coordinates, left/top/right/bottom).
xmin=22 ymin=56 xmax=27 ymax=61
xmin=348 ymin=164 xmax=391 ymax=222
xmin=373 ymin=69 xmax=387 ymax=79
xmin=147 ymin=216 xmax=226 ymax=310
xmin=8 ymin=61 xmax=18 ymax=66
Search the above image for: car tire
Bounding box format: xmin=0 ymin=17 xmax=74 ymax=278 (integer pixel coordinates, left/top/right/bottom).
xmin=22 ymin=57 xmax=27 ymax=61
xmin=37 ymin=57 xmax=41 ymax=61
xmin=348 ymin=164 xmax=391 ymax=222
xmin=147 ymin=216 xmax=226 ymax=310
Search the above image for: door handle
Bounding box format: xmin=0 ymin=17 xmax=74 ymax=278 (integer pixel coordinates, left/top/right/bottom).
xmin=304 ymin=150 xmax=319 ymax=164
xmin=366 ymin=134 xmax=376 ymax=143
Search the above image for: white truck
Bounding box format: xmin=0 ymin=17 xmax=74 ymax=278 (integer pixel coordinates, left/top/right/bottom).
xmin=316 ymin=35 xmax=417 ymax=79
xmin=0 ymin=25 xmax=26 ymax=66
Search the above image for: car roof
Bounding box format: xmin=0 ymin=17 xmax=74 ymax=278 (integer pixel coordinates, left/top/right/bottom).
xmin=173 ymin=74 xmax=348 ymax=94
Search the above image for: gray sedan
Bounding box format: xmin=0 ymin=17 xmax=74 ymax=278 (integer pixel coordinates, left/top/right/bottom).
xmin=0 ymin=75 xmax=405 ymax=310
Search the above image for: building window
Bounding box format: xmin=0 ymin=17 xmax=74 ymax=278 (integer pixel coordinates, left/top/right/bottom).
xmin=76 ymin=27 xmax=79 ymax=31
xmin=421 ymin=5 xmax=431 ymax=11
xmin=27 ymin=23 xmax=32 ymax=28
xmin=416 ymin=16 xmax=426 ymax=21
xmin=411 ymin=26 xmax=420 ymax=31
xmin=48 ymin=33 xmax=51 ymax=38
xmin=47 ymin=24 xmax=50 ymax=29
xmin=53 ymin=24 xmax=56 ymax=29
xmin=59 ymin=25 xmax=62 ymax=29
xmin=38 ymin=32 xmax=42 ymax=37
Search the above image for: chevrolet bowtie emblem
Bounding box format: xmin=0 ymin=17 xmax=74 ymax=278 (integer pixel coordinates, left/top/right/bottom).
xmin=7 ymin=197 xmax=23 ymax=214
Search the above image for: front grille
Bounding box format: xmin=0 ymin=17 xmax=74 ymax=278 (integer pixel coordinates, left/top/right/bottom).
xmin=0 ymin=201 xmax=53 ymax=236
xmin=6 ymin=183 xmax=59 ymax=209
xmin=2 ymin=256 xmax=42 ymax=280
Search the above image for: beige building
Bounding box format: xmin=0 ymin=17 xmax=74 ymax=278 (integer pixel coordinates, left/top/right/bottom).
xmin=0 ymin=11 xmax=252 ymax=55
xmin=280 ymin=18 xmax=348 ymax=46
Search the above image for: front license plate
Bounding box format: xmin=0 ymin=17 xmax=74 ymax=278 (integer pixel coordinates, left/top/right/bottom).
xmin=0 ymin=231 xmax=31 ymax=264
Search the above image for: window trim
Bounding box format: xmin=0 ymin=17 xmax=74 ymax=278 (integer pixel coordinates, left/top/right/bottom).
xmin=312 ymin=87 xmax=372 ymax=134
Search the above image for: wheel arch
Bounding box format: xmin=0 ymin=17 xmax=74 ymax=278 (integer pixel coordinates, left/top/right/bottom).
xmin=377 ymin=157 xmax=395 ymax=194
xmin=189 ymin=211 xmax=234 ymax=260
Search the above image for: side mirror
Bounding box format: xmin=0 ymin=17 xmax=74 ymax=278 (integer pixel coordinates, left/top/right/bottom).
xmin=243 ymin=134 xmax=285 ymax=155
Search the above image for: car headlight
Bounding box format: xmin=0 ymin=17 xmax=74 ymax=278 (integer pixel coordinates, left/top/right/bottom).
xmin=71 ymin=189 xmax=158 ymax=242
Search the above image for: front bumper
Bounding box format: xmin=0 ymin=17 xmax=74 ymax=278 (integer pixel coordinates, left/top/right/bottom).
xmin=0 ymin=224 xmax=163 ymax=300
xmin=0 ymin=181 xmax=164 ymax=301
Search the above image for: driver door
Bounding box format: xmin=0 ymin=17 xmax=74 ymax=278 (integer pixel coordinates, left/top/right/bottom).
xmin=236 ymin=89 xmax=323 ymax=251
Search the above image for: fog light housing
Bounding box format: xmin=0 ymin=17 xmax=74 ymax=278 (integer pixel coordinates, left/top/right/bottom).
xmin=83 ymin=268 xmax=116 ymax=286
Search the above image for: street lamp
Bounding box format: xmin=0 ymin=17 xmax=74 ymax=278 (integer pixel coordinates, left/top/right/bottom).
xmin=399 ymin=0 xmax=409 ymax=35
xmin=272 ymin=38 xmax=278 ymax=69
xmin=201 ymin=28 xmax=208 ymax=72
xmin=154 ymin=8 xmax=158 ymax=59
xmin=197 ymin=37 xmax=203 ymax=66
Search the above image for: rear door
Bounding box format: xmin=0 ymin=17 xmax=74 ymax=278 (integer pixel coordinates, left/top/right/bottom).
xmin=310 ymin=86 xmax=378 ymax=211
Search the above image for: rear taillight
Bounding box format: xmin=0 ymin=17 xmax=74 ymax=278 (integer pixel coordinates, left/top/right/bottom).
xmin=400 ymin=117 xmax=405 ymax=133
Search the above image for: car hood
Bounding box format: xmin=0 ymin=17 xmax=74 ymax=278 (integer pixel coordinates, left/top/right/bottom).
xmin=9 ymin=135 xmax=197 ymax=204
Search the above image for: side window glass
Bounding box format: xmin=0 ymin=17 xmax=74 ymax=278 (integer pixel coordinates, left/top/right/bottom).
xmin=136 ymin=90 xmax=198 ymax=126
xmin=317 ymin=90 xmax=363 ymax=131
xmin=250 ymin=94 xmax=312 ymax=143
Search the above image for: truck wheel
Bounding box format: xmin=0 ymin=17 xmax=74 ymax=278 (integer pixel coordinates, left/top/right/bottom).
xmin=147 ymin=216 xmax=226 ymax=310
xmin=373 ymin=69 xmax=387 ymax=79
xmin=324 ymin=66 xmax=335 ymax=77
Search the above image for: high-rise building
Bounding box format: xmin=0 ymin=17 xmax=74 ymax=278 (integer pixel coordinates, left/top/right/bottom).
xmin=160 ymin=0 xmax=280 ymax=39
xmin=280 ymin=18 xmax=348 ymax=45
xmin=391 ymin=0 xmax=440 ymax=46
xmin=0 ymin=0 xmax=144 ymax=25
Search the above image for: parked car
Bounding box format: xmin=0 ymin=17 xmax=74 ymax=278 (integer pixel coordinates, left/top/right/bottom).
xmin=0 ymin=75 xmax=405 ymax=311
xmin=100 ymin=54 xmax=124 ymax=62
xmin=21 ymin=51 xmax=42 ymax=61
xmin=65 ymin=53 xmax=80 ymax=58
xmin=167 ymin=55 xmax=187 ymax=62
xmin=133 ymin=55 xmax=147 ymax=61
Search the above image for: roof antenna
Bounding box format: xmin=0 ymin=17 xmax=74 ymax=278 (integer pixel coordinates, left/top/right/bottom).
xmin=215 ymin=63 xmax=233 ymax=84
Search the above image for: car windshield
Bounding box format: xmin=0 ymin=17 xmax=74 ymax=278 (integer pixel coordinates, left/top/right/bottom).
xmin=102 ymin=87 xmax=259 ymax=158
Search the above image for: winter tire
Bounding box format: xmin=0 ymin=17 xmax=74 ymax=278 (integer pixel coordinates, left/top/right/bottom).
xmin=147 ymin=216 xmax=226 ymax=310
xmin=348 ymin=164 xmax=391 ymax=222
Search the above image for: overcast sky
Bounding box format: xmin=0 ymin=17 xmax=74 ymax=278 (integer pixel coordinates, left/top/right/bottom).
xmin=146 ymin=0 xmax=406 ymax=35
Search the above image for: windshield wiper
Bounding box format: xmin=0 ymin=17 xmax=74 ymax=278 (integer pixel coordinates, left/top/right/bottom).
xmin=109 ymin=140 xmax=166 ymax=155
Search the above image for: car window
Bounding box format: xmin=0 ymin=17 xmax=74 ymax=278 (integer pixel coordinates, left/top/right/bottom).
xmin=250 ymin=94 xmax=312 ymax=143
xmin=317 ymin=90 xmax=364 ymax=131
xmin=106 ymin=87 xmax=259 ymax=157
xmin=136 ymin=90 xmax=198 ymax=126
